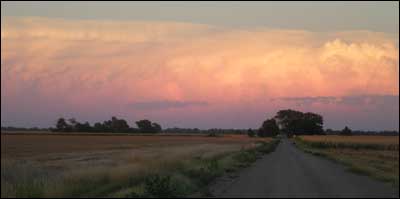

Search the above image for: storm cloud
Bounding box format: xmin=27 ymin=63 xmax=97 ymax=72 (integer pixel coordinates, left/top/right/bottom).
xmin=1 ymin=17 xmax=398 ymax=130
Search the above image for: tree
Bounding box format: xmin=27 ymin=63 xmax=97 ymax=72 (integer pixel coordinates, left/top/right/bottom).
xmin=93 ymin=122 xmax=104 ymax=132
xmin=136 ymin=119 xmax=152 ymax=133
xmin=275 ymin=109 xmax=303 ymax=134
xmin=68 ymin=118 xmax=78 ymax=126
xmin=136 ymin=119 xmax=154 ymax=133
xmin=258 ymin=119 xmax=279 ymax=137
xmin=325 ymin=128 xmax=334 ymax=135
xmin=274 ymin=109 xmax=324 ymax=136
xmin=111 ymin=117 xmax=130 ymax=133
xmin=301 ymin=112 xmax=323 ymax=135
xmin=136 ymin=119 xmax=162 ymax=133
xmin=78 ymin=122 xmax=92 ymax=132
xmin=56 ymin=118 xmax=69 ymax=132
xmin=247 ymin=128 xmax=256 ymax=137
xmin=152 ymin=122 xmax=162 ymax=133
xmin=68 ymin=118 xmax=80 ymax=131
xmin=341 ymin=126 xmax=352 ymax=136
xmin=52 ymin=116 xmax=139 ymax=133
xmin=102 ymin=120 xmax=113 ymax=132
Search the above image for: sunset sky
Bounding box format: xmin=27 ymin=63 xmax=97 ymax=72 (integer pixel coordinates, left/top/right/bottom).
xmin=1 ymin=2 xmax=399 ymax=130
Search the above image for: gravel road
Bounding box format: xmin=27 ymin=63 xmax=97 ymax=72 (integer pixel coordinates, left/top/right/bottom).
xmin=211 ymin=138 xmax=398 ymax=198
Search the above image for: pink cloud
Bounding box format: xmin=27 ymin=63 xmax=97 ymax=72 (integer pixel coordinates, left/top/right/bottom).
xmin=1 ymin=17 xmax=398 ymax=129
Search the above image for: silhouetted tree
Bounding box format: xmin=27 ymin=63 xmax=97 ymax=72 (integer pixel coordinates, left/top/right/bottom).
xmin=258 ymin=119 xmax=279 ymax=137
xmin=325 ymin=128 xmax=334 ymax=135
xmin=136 ymin=120 xmax=162 ymax=133
xmin=110 ymin=116 xmax=130 ymax=133
xmin=340 ymin=126 xmax=352 ymax=136
xmin=301 ymin=112 xmax=323 ymax=135
xmin=247 ymin=128 xmax=256 ymax=137
xmin=136 ymin=119 xmax=154 ymax=133
xmin=51 ymin=116 xmax=162 ymax=133
xmin=68 ymin=118 xmax=77 ymax=126
xmin=152 ymin=122 xmax=162 ymax=133
xmin=275 ymin=109 xmax=303 ymax=134
xmin=78 ymin=122 xmax=92 ymax=132
xmin=274 ymin=109 xmax=324 ymax=135
xmin=56 ymin=118 xmax=71 ymax=132
xmin=93 ymin=122 xmax=104 ymax=132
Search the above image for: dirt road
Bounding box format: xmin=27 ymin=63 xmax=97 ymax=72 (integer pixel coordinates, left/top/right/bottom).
xmin=212 ymin=138 xmax=398 ymax=198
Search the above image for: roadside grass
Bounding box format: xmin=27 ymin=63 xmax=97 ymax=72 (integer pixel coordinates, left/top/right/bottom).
xmin=1 ymin=139 xmax=280 ymax=198
xmin=293 ymin=137 xmax=399 ymax=187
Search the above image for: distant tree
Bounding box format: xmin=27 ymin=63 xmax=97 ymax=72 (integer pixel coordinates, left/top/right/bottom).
xmin=247 ymin=128 xmax=256 ymax=137
xmin=67 ymin=118 xmax=79 ymax=131
xmin=102 ymin=120 xmax=113 ymax=132
xmin=56 ymin=118 xmax=70 ymax=132
xmin=79 ymin=122 xmax=92 ymax=132
xmin=136 ymin=119 xmax=155 ymax=133
xmin=111 ymin=116 xmax=130 ymax=133
xmin=93 ymin=122 xmax=104 ymax=132
xmin=340 ymin=126 xmax=352 ymax=136
xmin=152 ymin=122 xmax=162 ymax=133
xmin=128 ymin=127 xmax=139 ymax=133
xmin=258 ymin=119 xmax=279 ymax=137
xmin=325 ymin=128 xmax=334 ymax=135
xmin=53 ymin=116 xmax=140 ymax=133
xmin=68 ymin=118 xmax=78 ymax=126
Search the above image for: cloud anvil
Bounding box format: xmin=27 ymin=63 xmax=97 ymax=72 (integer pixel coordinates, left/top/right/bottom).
xmin=1 ymin=17 xmax=399 ymax=130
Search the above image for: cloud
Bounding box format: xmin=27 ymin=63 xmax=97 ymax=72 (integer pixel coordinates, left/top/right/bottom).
xmin=130 ymin=100 xmax=208 ymax=110
xmin=275 ymin=95 xmax=399 ymax=107
xmin=1 ymin=17 xmax=217 ymax=43
xmin=1 ymin=17 xmax=398 ymax=130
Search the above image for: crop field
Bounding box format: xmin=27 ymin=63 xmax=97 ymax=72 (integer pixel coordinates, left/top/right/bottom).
xmin=299 ymin=135 xmax=399 ymax=150
xmin=294 ymin=135 xmax=399 ymax=186
xmin=1 ymin=132 xmax=276 ymax=197
xmin=1 ymin=133 xmax=271 ymax=158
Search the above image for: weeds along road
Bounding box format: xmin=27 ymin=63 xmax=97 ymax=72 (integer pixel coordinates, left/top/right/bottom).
xmin=212 ymin=138 xmax=398 ymax=198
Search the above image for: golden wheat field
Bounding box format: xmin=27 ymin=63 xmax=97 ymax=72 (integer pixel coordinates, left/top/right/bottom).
xmin=1 ymin=133 xmax=270 ymax=158
xmin=1 ymin=132 xmax=273 ymax=197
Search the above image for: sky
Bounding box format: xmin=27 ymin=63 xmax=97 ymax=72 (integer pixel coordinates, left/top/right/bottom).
xmin=1 ymin=2 xmax=399 ymax=130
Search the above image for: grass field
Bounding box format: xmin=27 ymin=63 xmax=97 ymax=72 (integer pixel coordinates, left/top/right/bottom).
xmin=1 ymin=132 xmax=278 ymax=197
xmin=294 ymin=135 xmax=399 ymax=186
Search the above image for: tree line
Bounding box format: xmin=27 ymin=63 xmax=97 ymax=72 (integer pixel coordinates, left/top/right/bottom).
xmin=163 ymin=128 xmax=246 ymax=135
xmin=325 ymin=128 xmax=399 ymax=136
xmin=2 ymin=109 xmax=398 ymax=136
xmin=0 ymin=126 xmax=49 ymax=132
xmin=53 ymin=117 xmax=162 ymax=133
xmin=252 ymin=109 xmax=399 ymax=137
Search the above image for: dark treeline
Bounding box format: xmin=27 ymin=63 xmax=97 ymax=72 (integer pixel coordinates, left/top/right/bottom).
xmin=52 ymin=117 xmax=162 ymax=133
xmin=163 ymin=128 xmax=247 ymax=134
xmin=1 ymin=109 xmax=398 ymax=136
xmin=1 ymin=126 xmax=49 ymax=131
xmin=253 ymin=109 xmax=398 ymax=137
xmin=325 ymin=128 xmax=399 ymax=136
